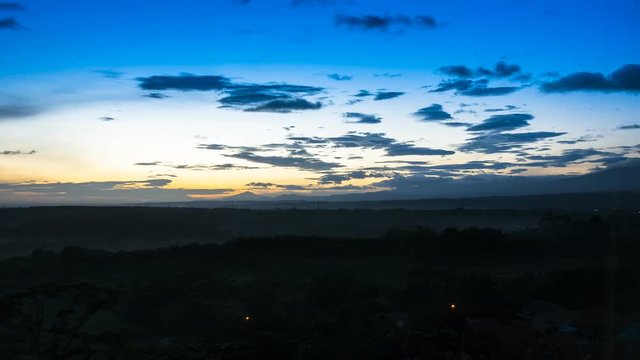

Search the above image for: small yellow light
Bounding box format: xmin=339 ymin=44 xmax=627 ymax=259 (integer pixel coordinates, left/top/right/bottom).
xmin=450 ymin=304 xmax=456 ymax=310
xmin=245 ymin=315 xmax=251 ymax=321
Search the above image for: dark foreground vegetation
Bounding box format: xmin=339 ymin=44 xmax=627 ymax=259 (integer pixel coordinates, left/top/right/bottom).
xmin=1 ymin=209 xmax=640 ymax=359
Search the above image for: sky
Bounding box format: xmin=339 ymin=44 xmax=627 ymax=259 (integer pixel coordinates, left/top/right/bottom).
xmin=0 ymin=0 xmax=639 ymax=204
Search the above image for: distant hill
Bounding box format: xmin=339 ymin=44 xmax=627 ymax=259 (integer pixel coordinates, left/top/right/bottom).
xmin=145 ymin=191 xmax=640 ymax=211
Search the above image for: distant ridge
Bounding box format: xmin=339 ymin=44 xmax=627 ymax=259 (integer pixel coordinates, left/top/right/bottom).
xmin=143 ymin=191 xmax=640 ymax=211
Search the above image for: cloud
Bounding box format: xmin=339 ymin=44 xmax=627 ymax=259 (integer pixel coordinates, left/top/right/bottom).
xmin=0 ymin=17 xmax=21 ymax=29
xmin=1 ymin=149 xmax=35 ymax=155
xmin=386 ymin=144 xmax=455 ymax=156
xmin=523 ymin=148 xmax=616 ymax=168
xmin=245 ymin=98 xmax=322 ymax=113
xmin=442 ymin=121 xmax=472 ymax=128
xmin=246 ymin=182 xmax=306 ymax=191
xmin=467 ymin=113 xmax=534 ymax=132
xmin=460 ymin=131 xmax=566 ymax=153
xmin=0 ymin=179 xmax=232 ymax=205
xmin=432 ymin=62 xmax=528 ymax=96
xmin=137 ymin=74 xmax=231 ymax=91
xmin=95 ymin=70 xmax=123 ymax=79
xmin=479 ymin=62 xmax=523 ymax=78
xmin=556 ymin=134 xmax=597 ymax=144
xmin=343 ymin=112 xmax=382 ymax=124
xmin=99 ymin=116 xmax=116 ymax=122
xmin=374 ymin=91 xmax=404 ymax=100
xmin=335 ymin=14 xmax=441 ymax=31
xmin=484 ymin=105 xmax=519 ymax=112
xmin=430 ymin=78 xmax=521 ymax=97
xmin=226 ymin=151 xmax=341 ymax=171
xmin=375 ymin=73 xmax=402 ymax=78
xmin=143 ymin=92 xmax=170 ymax=99
xmin=461 ymin=86 xmax=521 ymax=96
xmin=327 ymin=73 xmax=353 ymax=81
xmin=541 ymin=64 xmax=640 ymax=93
xmin=439 ymin=65 xmax=474 ymax=78
xmin=618 ymin=124 xmax=640 ymax=130
xmin=413 ymin=104 xmax=452 ymax=121
xmin=317 ymin=170 xmax=385 ymax=185
xmin=320 ymin=132 xmax=395 ymax=149
xmin=439 ymin=61 xmax=527 ymax=79
xmin=134 ymin=160 xmax=260 ymax=171
xmin=350 ymin=90 xmax=404 ymax=103
xmin=0 ymin=2 xmax=24 ymax=11
xmin=290 ymin=132 xmax=455 ymax=157
xmin=0 ymin=104 xmax=38 ymax=120
xmin=137 ymin=73 xmax=325 ymax=112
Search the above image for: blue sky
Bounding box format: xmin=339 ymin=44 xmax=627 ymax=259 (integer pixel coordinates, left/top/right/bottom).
xmin=1 ymin=0 xmax=639 ymax=204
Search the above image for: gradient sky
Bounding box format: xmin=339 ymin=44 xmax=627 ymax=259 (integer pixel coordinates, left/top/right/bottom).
xmin=1 ymin=0 xmax=639 ymax=204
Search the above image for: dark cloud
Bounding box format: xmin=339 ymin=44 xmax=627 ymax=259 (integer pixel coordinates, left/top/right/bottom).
xmin=0 ymin=2 xmax=24 ymax=11
xmin=95 ymin=70 xmax=123 ymax=79
xmin=0 ymin=104 xmax=38 ymax=120
xmin=327 ymin=73 xmax=353 ymax=81
xmin=442 ymin=121 xmax=472 ymax=128
xmin=318 ymin=174 xmax=351 ymax=185
xmin=433 ymin=62 xmax=527 ymax=96
xmin=467 ymin=113 xmax=534 ymax=132
xmin=317 ymin=170 xmax=385 ymax=185
xmin=137 ymin=74 xmax=231 ymax=91
xmin=350 ymin=90 xmax=404 ymax=102
xmin=290 ymin=132 xmax=455 ymax=157
xmin=0 ymin=17 xmax=20 ymax=29
xmin=480 ymin=62 xmax=522 ymax=78
xmin=413 ymin=104 xmax=452 ymax=121
xmin=386 ymin=143 xmax=455 ymax=156
xmin=430 ymin=78 xmax=521 ymax=97
xmin=523 ymin=148 xmax=616 ymax=168
xmin=144 ymin=92 xmax=170 ymax=99
xmin=484 ymin=105 xmax=519 ymax=112
xmin=99 ymin=116 xmax=116 ymax=122
xmin=618 ymin=124 xmax=640 ymax=130
xmin=439 ymin=65 xmax=474 ymax=78
xmin=246 ymin=182 xmax=306 ymax=191
xmin=335 ymin=14 xmax=441 ymax=31
xmin=460 ymin=131 xmax=566 ymax=153
xmin=197 ymin=144 xmax=229 ymax=151
xmin=353 ymin=90 xmax=373 ymax=97
xmin=413 ymin=15 xmax=439 ymax=28
xmin=343 ymin=112 xmax=382 ymax=124
xmin=137 ymin=73 xmax=324 ymax=112
xmin=245 ymin=98 xmax=322 ymax=113
xmin=541 ymin=64 xmax=640 ymax=93
xmin=374 ymin=91 xmax=404 ymax=100
xmin=439 ymin=61 xmax=527 ymax=79
xmin=1 ymin=149 xmax=35 ymax=155
xmin=322 ymin=132 xmax=395 ymax=149
xmin=460 ymin=85 xmax=521 ymax=96
xmin=226 ymin=151 xmax=341 ymax=171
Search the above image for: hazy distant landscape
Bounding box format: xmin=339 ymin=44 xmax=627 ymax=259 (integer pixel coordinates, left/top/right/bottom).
xmin=1 ymin=203 xmax=640 ymax=359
